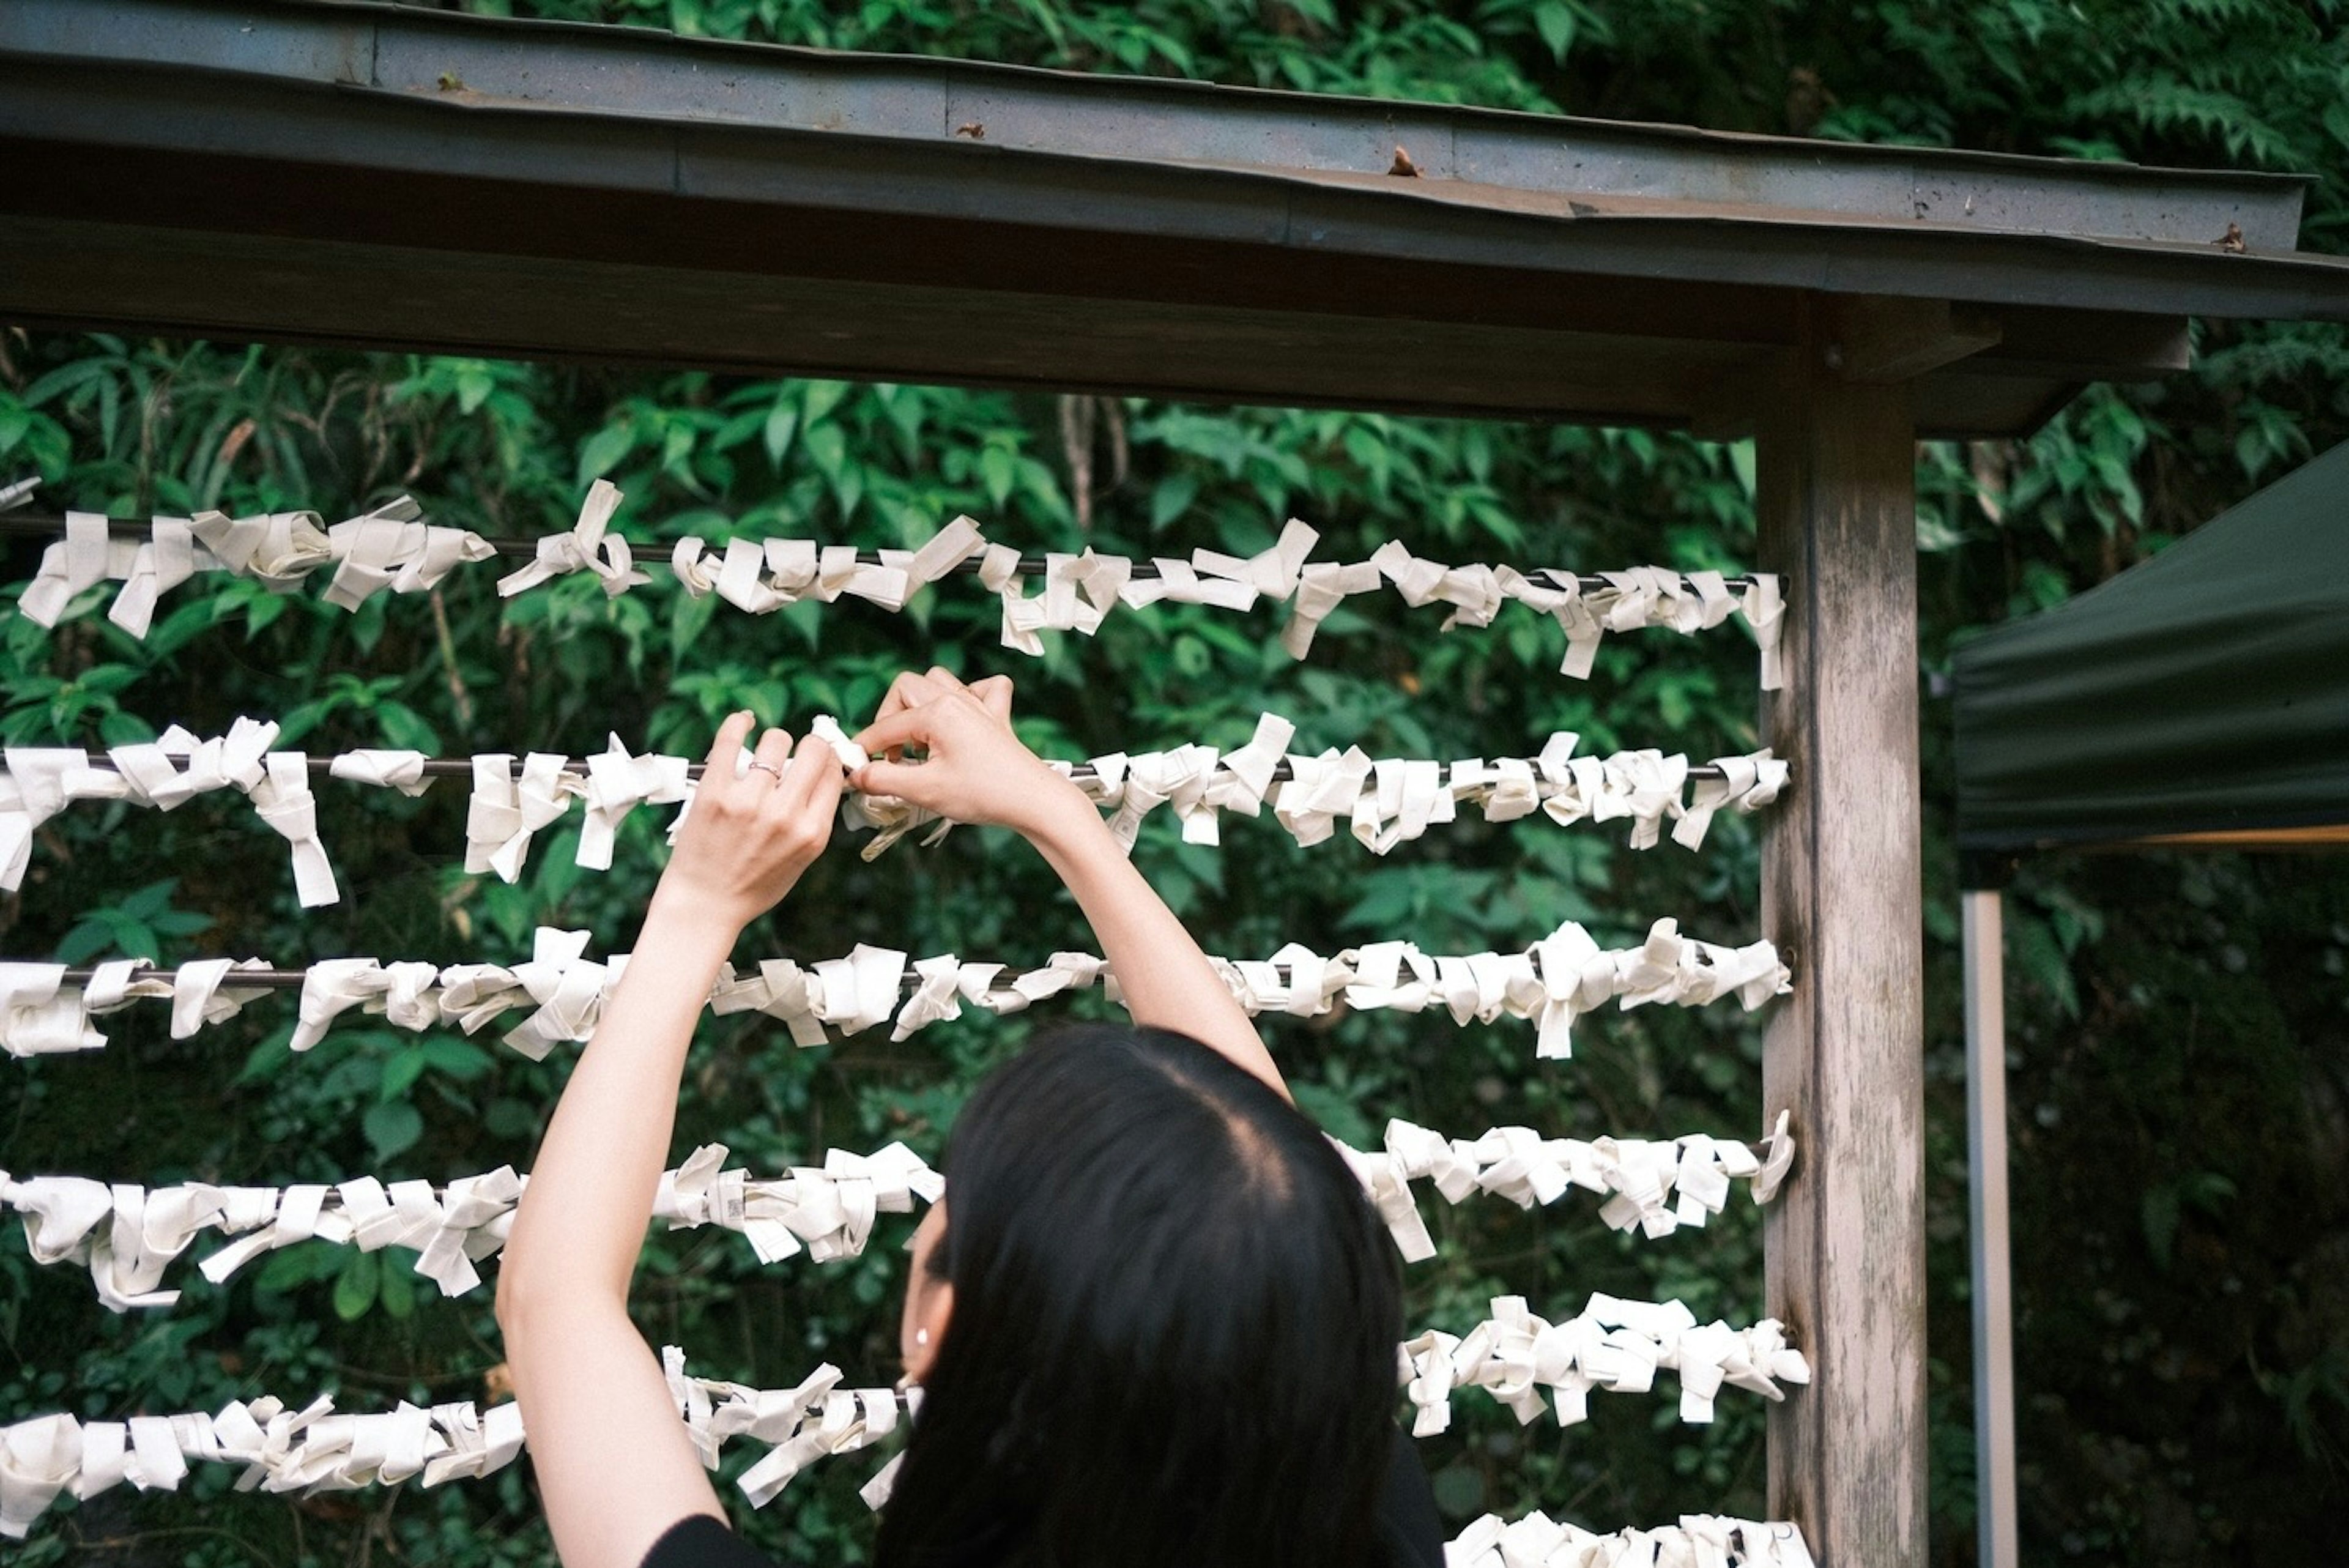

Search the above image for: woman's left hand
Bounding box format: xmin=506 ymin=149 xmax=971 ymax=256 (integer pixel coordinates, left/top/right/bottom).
xmin=656 ymin=710 xmax=844 ymax=934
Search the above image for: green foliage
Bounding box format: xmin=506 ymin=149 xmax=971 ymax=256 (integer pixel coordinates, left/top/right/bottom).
xmin=4 ymin=0 xmax=2347 ymax=1563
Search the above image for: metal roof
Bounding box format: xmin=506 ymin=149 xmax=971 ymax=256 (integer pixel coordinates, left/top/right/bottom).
xmin=5 ymin=0 xmax=2344 ymax=431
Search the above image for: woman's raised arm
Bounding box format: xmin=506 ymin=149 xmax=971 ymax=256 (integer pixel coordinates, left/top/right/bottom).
xmin=495 ymin=713 xmax=842 ymax=1568
xmin=851 ymin=669 xmax=1288 ymax=1101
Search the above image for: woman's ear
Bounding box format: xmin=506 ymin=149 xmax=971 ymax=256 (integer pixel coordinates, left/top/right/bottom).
xmin=906 ymin=1281 xmax=954 ymax=1383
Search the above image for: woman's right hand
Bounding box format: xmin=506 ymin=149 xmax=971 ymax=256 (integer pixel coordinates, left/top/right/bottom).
xmin=850 ymin=667 xmax=1090 ymax=841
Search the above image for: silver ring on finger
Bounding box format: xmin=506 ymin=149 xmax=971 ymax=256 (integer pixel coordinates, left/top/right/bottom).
xmin=746 ymin=760 xmax=784 ymax=781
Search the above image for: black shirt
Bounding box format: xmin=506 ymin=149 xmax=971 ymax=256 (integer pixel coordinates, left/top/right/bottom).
xmin=639 ymin=1430 xmax=1445 ymax=1568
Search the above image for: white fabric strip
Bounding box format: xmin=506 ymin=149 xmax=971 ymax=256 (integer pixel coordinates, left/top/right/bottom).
xmin=1447 ymin=1509 xmax=1817 ymax=1568
xmin=15 ymin=491 xmax=1782 ymax=684
xmin=1400 ymin=1293 xmax=1810 ymax=1436
xmin=4 ymin=918 xmax=1786 ymax=1058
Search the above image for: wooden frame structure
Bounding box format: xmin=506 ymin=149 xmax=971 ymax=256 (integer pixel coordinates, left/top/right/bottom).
xmin=7 ymin=3 xmax=2348 ymax=1561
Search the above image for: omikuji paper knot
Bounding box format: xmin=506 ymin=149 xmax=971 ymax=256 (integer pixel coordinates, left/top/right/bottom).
xmin=815 ymin=715 xmax=949 ymax=861
xmin=710 ymin=959 xmax=828 ymax=1047
xmin=1332 ymin=1115 xmax=1794 ymax=1260
xmin=1446 ymin=1509 xmax=1816 ymax=1568
xmin=110 ymin=718 xmax=276 ymax=810
xmin=1282 ymin=559 xmax=1383 ymax=657
xmin=189 ymin=507 xmax=336 ymax=590
xmin=1371 ymin=539 xmax=1505 ymax=631
xmin=329 ymin=748 xmax=434 ymax=796
xmin=811 ymin=945 xmax=908 ymax=1038
xmin=0 ymin=1390 xmax=538 ymax=1539
xmin=0 ymin=748 xmax=128 ymax=892
xmin=18 ymin=511 xmax=119 ymax=627
xmin=1743 ymin=574 xmax=1787 ymax=692
xmin=464 ymin=753 xmax=579 ymax=882
xmin=495 ymin=481 xmax=648 ymax=599
xmin=108 ymin=516 xmax=201 ymax=638
xmin=1 ymin=718 xmax=1789 ymax=893
xmin=1189 ymin=519 xmax=1318 ymax=607
xmin=1403 ymin=1294 xmax=1808 ymax=1432
xmin=168 ymin=959 xmax=269 ymax=1039
xmin=0 ymin=964 xmax=103 ymax=1062
xmin=248 ymin=752 xmax=340 ymax=906
xmin=13 ymin=916 xmax=1787 ymax=1062
xmin=13 ymin=1139 xmax=940 ymax=1309
xmin=577 ymin=735 xmax=690 ymax=871
xmin=322 ymin=497 xmax=495 ymax=611
xmin=998 ymin=550 xmax=1130 ymax=651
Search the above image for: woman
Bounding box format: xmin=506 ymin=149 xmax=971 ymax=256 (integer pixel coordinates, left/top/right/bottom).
xmin=496 ymin=669 xmax=1438 ymax=1568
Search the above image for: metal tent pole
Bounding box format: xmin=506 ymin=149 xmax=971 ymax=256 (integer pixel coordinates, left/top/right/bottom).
xmin=1963 ymin=887 xmax=2019 ymax=1568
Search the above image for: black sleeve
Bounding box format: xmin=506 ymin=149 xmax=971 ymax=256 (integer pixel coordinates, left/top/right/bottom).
xmin=1375 ymin=1428 xmax=1445 ymax=1568
xmin=639 ymin=1515 xmax=781 ymax=1568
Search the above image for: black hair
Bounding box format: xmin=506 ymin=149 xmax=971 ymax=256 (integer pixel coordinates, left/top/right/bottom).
xmin=872 ymin=1024 xmax=1402 ymax=1568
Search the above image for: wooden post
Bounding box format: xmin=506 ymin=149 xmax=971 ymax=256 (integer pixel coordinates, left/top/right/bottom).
xmin=1757 ymin=297 xmax=1928 ymax=1566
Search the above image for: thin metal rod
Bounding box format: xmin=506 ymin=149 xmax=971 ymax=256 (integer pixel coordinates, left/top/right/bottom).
xmin=1962 ymin=888 xmax=2020 ymax=1568
xmin=61 ymin=751 xmax=1737 ymax=786
xmin=0 ymin=511 xmax=1757 ymax=596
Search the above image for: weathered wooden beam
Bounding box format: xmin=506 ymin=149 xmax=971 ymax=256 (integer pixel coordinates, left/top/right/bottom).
xmin=1828 ymin=296 xmax=2003 ymax=384
xmin=1758 ymin=299 xmax=1928 ymax=1567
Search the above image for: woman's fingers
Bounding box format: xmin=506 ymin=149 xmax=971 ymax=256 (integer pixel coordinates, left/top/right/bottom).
xmin=749 ymin=725 xmax=795 ymax=778
xmin=703 ymin=710 xmax=757 ymax=778
xmin=968 ymin=674 xmax=1014 ymax=724
xmin=853 ymin=705 xmax=935 ymax=760
xmin=874 ymin=669 xmax=946 ymax=724
xmin=781 ymin=731 xmax=844 ymax=817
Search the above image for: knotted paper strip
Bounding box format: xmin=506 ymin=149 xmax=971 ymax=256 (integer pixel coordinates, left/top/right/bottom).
xmin=0 ymin=1348 xmax=903 ymax=1540
xmin=1447 ymin=1509 xmax=1816 ymax=1568
xmin=494 ymin=480 xmax=648 ymax=600
xmin=1400 ymin=1293 xmax=1809 ymax=1436
xmin=15 ymin=491 xmax=1784 ymax=685
xmin=1337 ymin=1110 xmax=1797 ymax=1263
xmin=0 ymin=713 xmax=1785 ymax=897
xmin=8 ymin=916 xmax=1785 ymax=1059
xmin=2 ymin=1139 xmax=942 ymax=1309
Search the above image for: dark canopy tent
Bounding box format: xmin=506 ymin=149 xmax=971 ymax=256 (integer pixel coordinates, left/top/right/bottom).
xmin=1955 ymin=439 xmax=2349 ymax=857
xmin=1948 ymin=439 xmax=2349 ymax=1568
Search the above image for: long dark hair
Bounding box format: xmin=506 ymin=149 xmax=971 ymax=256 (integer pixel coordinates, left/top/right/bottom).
xmin=872 ymin=1024 xmax=1401 ymax=1568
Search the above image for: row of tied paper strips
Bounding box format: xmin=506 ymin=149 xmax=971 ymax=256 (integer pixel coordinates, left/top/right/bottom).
xmin=15 ymin=483 xmax=1785 ymax=688
xmin=0 ymin=1375 xmax=1813 ymax=1566
xmin=0 ymin=712 xmax=1786 ymax=907
xmin=9 ymin=502 xmax=1805 ymax=1549
xmin=0 ymin=915 xmax=1789 ymax=1063
xmin=1 ymin=1110 xmax=1795 ymax=1309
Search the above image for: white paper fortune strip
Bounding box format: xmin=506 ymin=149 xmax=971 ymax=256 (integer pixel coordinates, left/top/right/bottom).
xmin=6 ymin=1109 xmax=1795 ymax=1308
xmin=0 ymin=1348 xmax=902 ymax=1540
xmin=0 ymin=1317 xmax=1805 ymax=1540
xmin=1400 ymin=1294 xmax=1810 ymax=1436
xmin=18 ymin=494 xmax=1784 ymax=688
xmin=0 ymin=1140 xmax=941 ymax=1311
xmin=0 ymin=717 xmax=1786 ymax=899
xmin=1340 ymin=1110 xmax=1797 ymax=1263
xmin=1 ymin=719 xmax=344 ymax=906
xmin=17 ymin=497 xmax=495 ymax=639
xmin=1 ymin=918 xmax=1786 ymax=1061
xmin=1447 ymin=1509 xmax=1817 ymax=1568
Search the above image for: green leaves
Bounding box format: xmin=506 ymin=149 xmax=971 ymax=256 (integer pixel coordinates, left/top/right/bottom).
xmin=54 ymin=877 xmax=212 ymax=965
